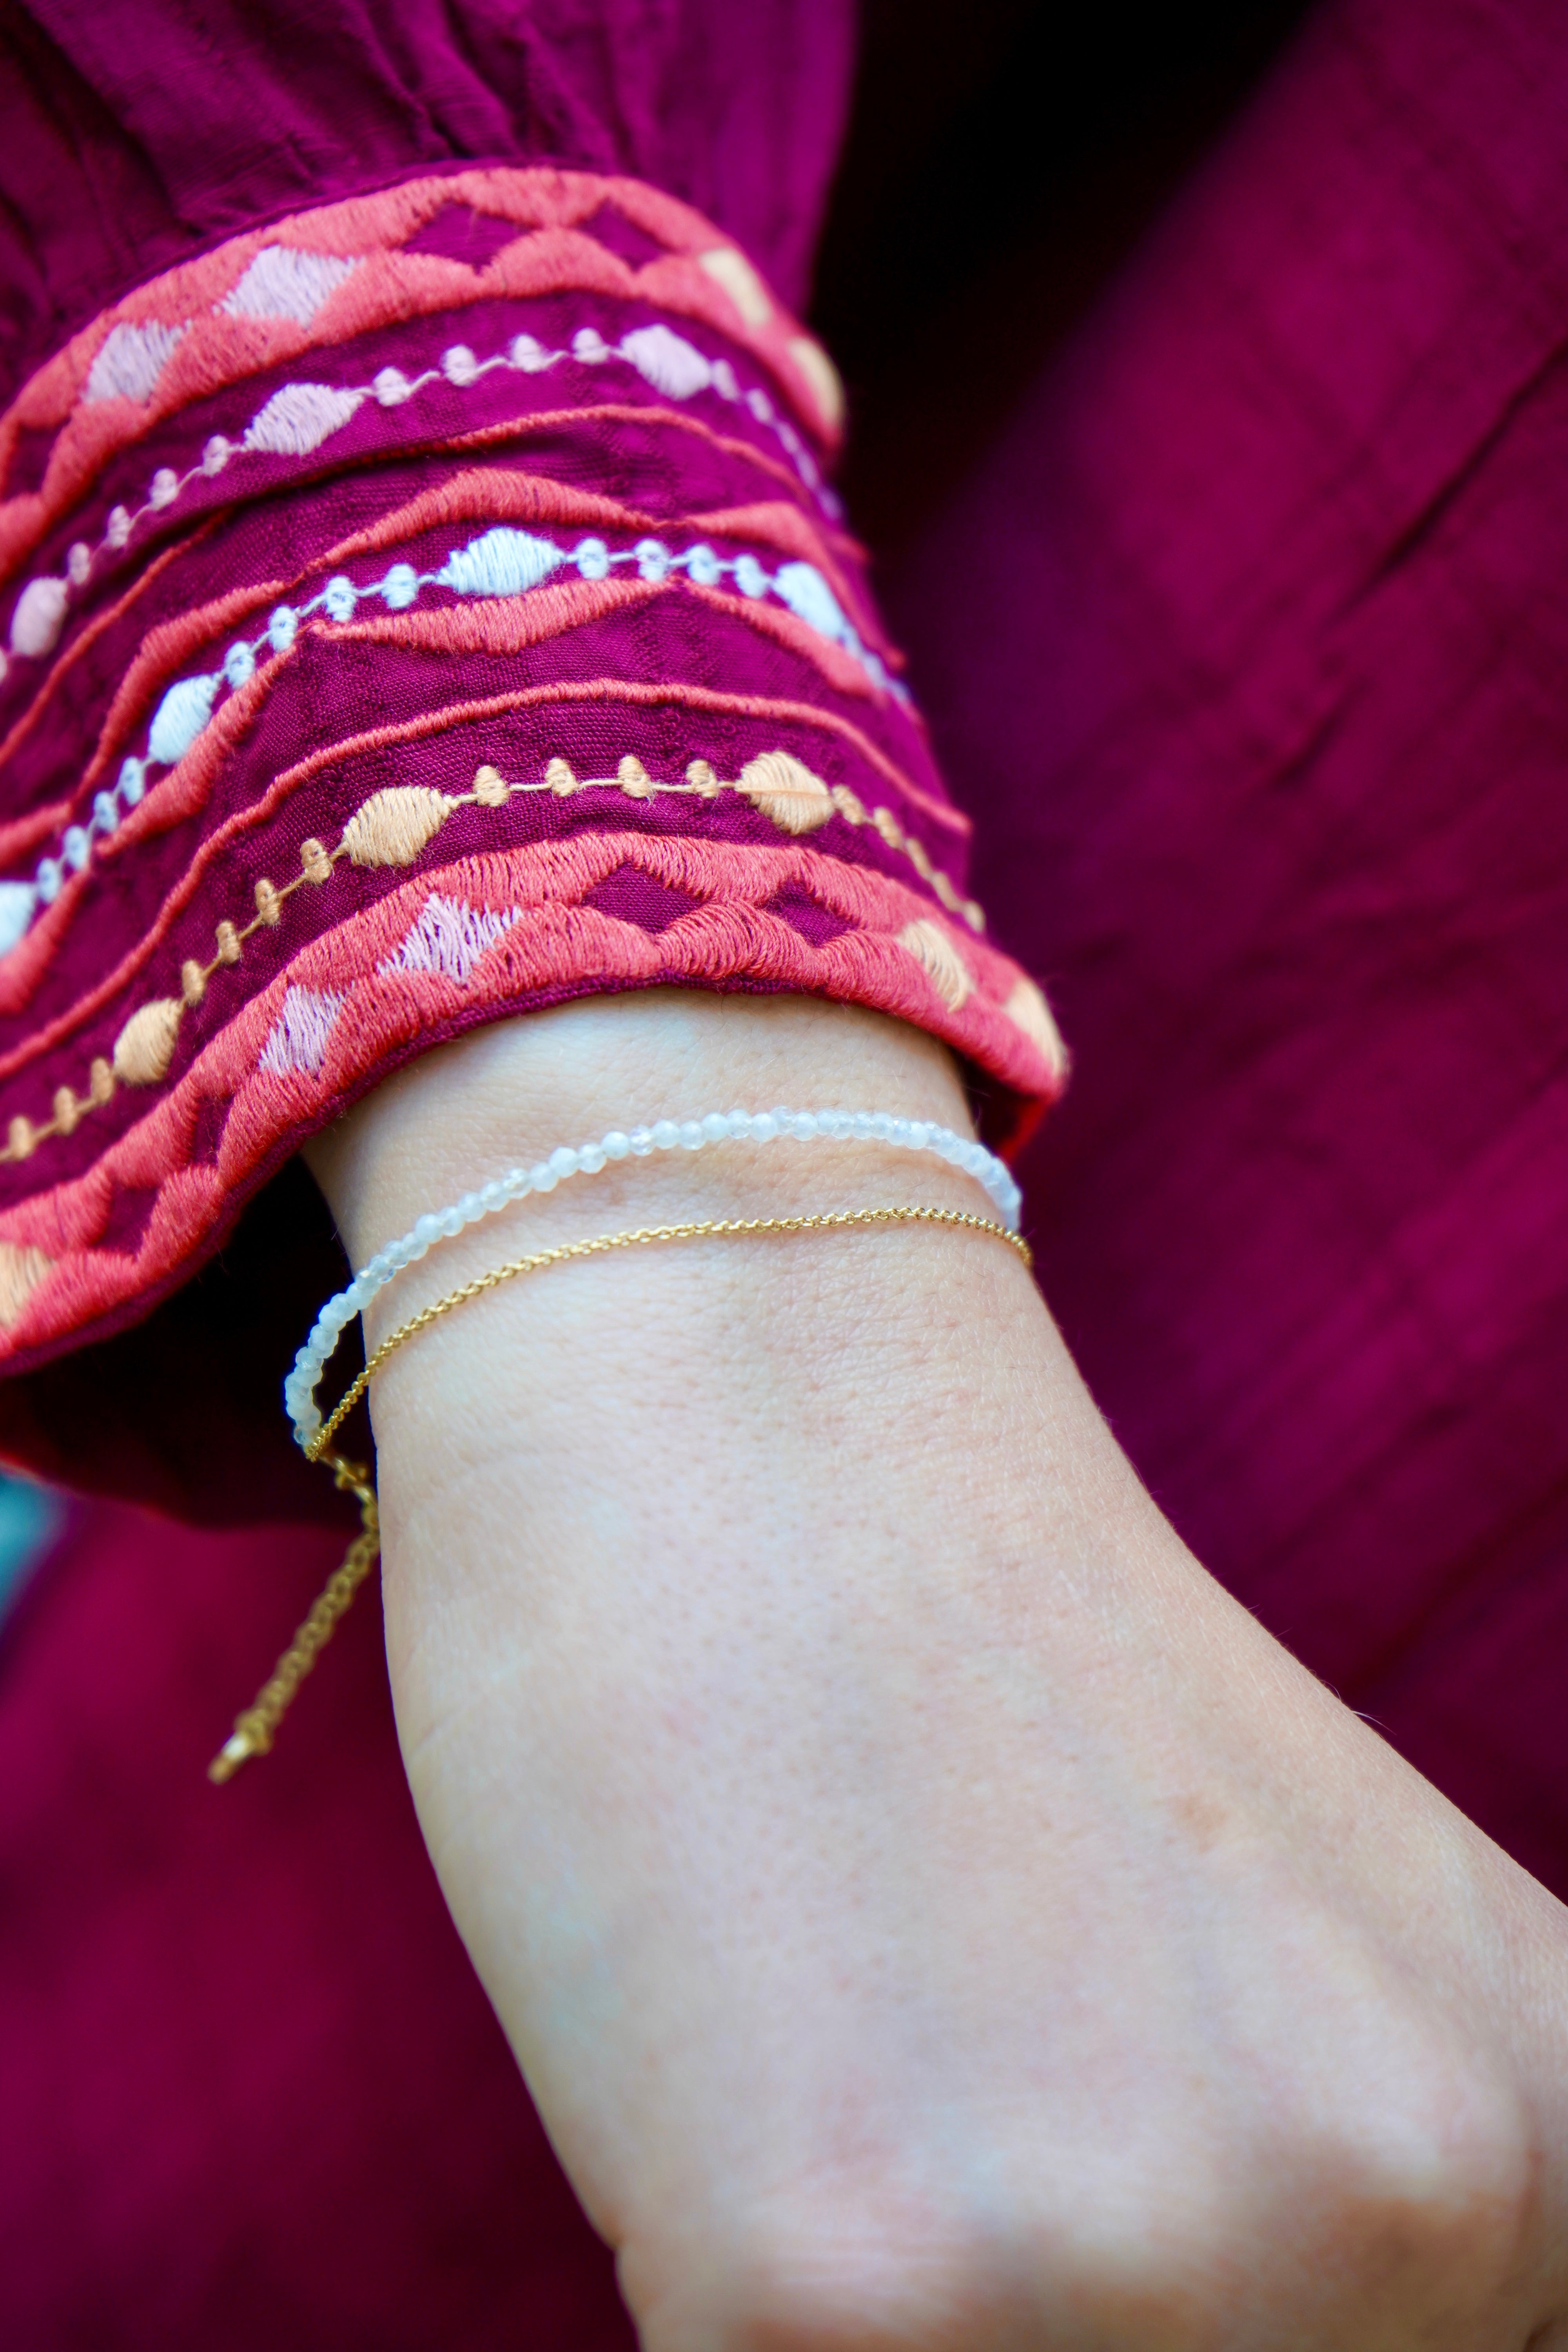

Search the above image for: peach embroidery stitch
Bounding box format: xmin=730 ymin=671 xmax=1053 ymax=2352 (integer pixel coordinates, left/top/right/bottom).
xmin=0 ymin=750 xmax=987 ymax=1166
xmin=2 ymin=523 xmax=910 ymax=965
xmin=0 ymin=674 xmax=967 ymax=1090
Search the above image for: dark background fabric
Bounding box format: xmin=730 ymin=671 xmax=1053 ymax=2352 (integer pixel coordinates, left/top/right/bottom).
xmin=886 ymin=0 xmax=1568 ymax=1896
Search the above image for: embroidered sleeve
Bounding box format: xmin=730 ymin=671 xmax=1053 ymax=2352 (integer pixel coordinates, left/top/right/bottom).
xmin=0 ymin=167 xmax=1065 ymax=1377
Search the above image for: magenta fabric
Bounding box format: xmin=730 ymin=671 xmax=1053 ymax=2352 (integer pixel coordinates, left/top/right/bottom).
xmin=0 ymin=1499 xmax=634 ymax=2349
xmin=6 ymin=0 xmax=1568 ymax=2345
xmin=889 ymin=0 xmax=1568 ymax=1895
xmin=0 ymin=0 xmax=854 ymax=396
xmin=0 ymin=162 xmax=1057 ymax=1488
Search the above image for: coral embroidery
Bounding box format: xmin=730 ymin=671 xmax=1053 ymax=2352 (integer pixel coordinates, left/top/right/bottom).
xmin=2 ymin=463 xmax=874 ymax=867
xmin=0 ymin=524 xmax=906 ymax=958
xmin=7 ymin=327 xmax=842 ymax=672
xmin=0 ymin=750 xmax=989 ymax=1169
xmin=0 ymin=673 xmax=966 ymax=1107
xmin=0 ymin=833 xmax=1058 ymax=1365
xmin=0 ymin=164 xmax=844 ymax=582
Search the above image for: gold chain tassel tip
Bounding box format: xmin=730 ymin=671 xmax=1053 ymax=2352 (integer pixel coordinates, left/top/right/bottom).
xmin=207 ymin=1454 xmax=380 ymax=1783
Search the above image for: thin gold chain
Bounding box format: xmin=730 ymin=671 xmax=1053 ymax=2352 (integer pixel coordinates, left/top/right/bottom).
xmin=211 ymin=1206 xmax=1029 ymax=1781
xmin=207 ymin=1450 xmax=379 ymax=1782
xmin=308 ymin=1204 xmax=1032 ymax=1461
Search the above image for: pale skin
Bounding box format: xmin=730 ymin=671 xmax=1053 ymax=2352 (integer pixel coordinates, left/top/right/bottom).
xmin=308 ymin=989 xmax=1568 ymax=2350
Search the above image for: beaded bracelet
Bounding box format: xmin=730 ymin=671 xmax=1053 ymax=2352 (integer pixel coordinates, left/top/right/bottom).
xmin=211 ymin=1113 xmax=1027 ymax=1784
xmin=286 ymin=1108 xmax=1021 ymax=1451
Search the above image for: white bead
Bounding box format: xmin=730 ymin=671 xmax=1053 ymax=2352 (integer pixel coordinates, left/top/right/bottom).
xmin=634 ymin=538 xmax=670 ymax=582
xmin=578 ymin=1143 xmax=606 ymax=1174
xmin=702 ymin=1112 xmax=732 ymax=1142
xmin=480 ymin=1180 xmax=509 ymax=1211
xmin=628 ymin=1128 xmax=654 ymax=1154
xmin=530 ymin=1162 xmax=557 ymax=1191
xmin=677 ymin=1120 xmax=704 ymax=1148
xmin=792 ymin=1112 xmax=820 ymax=1138
xmin=603 ymin=1131 xmax=630 ymax=1160
xmin=651 ymin=1120 xmax=679 ymax=1149
xmin=724 ymin=1109 xmax=753 ymax=1138
xmin=750 ymin=1112 xmax=777 ymax=1142
xmin=573 ymin=537 xmax=610 ymax=580
xmin=436 ymin=1205 xmax=463 ymax=1238
xmin=413 ymin=1213 xmax=442 ymax=1247
xmin=548 ymin=1145 xmax=578 ymax=1178
xmin=869 ymin=1113 xmax=894 ymax=1141
xmin=685 ymin=542 xmax=721 ymax=587
xmin=501 ymin=1168 xmax=529 ymax=1197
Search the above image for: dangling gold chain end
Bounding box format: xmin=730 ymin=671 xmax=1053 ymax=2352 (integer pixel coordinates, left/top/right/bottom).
xmin=207 ymin=1456 xmax=379 ymax=1787
xmin=207 ymin=1710 xmax=275 ymax=1783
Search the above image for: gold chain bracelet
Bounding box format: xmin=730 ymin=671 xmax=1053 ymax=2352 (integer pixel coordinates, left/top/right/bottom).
xmin=210 ymin=1203 xmax=1031 ymax=1781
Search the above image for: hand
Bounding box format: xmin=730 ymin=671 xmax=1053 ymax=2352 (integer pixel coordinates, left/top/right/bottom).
xmin=309 ymin=991 xmax=1568 ymax=2350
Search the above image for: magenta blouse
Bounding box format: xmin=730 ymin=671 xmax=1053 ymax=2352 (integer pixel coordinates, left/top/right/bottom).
xmin=0 ymin=0 xmax=1062 ymax=1517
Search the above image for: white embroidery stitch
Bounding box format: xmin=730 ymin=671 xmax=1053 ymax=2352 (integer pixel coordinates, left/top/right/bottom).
xmin=84 ymin=320 xmax=189 ymax=405
xmin=8 ymin=576 xmax=69 ymax=659
xmin=242 ymin=383 xmax=367 ymax=457
xmin=221 ymin=249 xmax=361 ymax=328
xmin=2 ymin=522 xmax=905 ymax=961
xmin=379 ymin=893 xmax=519 ymax=985
xmin=436 ymin=526 xmax=564 ymax=597
xmin=6 ymin=316 xmax=839 ymax=658
xmin=258 ymin=984 xmax=348 ymax=1075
